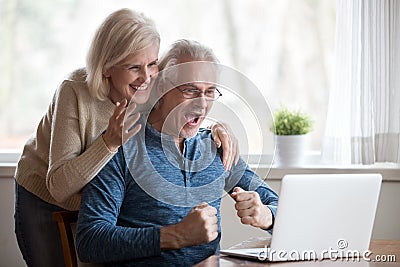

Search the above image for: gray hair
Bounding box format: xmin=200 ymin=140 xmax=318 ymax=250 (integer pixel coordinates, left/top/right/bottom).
xmin=151 ymin=39 xmax=219 ymax=109
xmin=158 ymin=39 xmax=219 ymax=72
xmin=86 ymin=8 xmax=160 ymax=100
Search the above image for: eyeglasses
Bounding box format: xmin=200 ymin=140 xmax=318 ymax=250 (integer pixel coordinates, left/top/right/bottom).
xmin=165 ymin=77 xmax=222 ymax=101
xmin=177 ymin=86 xmax=222 ymax=101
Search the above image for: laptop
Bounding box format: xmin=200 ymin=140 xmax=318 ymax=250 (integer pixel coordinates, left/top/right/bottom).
xmin=220 ymin=173 xmax=382 ymax=261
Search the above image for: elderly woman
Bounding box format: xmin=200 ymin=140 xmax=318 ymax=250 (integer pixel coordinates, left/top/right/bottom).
xmin=14 ymin=8 xmax=238 ymax=267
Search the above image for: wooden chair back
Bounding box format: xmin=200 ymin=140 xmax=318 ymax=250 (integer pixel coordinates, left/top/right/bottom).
xmin=53 ymin=210 xmax=79 ymax=267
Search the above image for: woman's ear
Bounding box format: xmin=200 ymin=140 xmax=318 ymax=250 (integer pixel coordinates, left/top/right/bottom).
xmin=103 ymin=68 xmax=111 ymax=78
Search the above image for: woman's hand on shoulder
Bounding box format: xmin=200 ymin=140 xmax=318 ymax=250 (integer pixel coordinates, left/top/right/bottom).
xmin=102 ymin=99 xmax=141 ymax=152
xmin=210 ymin=121 xmax=239 ymax=171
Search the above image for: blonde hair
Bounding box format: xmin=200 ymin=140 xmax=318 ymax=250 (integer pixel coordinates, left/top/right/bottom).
xmin=86 ymin=8 xmax=160 ymax=100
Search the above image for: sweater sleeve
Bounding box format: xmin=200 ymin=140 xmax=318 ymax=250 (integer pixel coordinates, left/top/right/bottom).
xmin=46 ymin=82 xmax=116 ymax=203
xmin=76 ymin=151 xmax=161 ymax=263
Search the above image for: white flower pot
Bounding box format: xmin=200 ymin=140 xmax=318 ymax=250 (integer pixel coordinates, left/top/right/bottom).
xmin=274 ymin=135 xmax=307 ymax=167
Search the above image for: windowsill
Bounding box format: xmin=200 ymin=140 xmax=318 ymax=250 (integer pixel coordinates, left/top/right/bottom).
xmin=1 ymin=151 xmax=399 ymax=180
xmin=249 ymin=163 xmax=400 ymax=182
xmin=0 ymin=163 xmax=17 ymax=178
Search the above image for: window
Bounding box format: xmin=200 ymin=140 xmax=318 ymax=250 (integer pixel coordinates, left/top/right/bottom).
xmin=0 ymin=0 xmax=336 ymax=155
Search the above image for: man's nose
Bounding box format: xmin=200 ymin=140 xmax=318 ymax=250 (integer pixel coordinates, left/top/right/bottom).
xmin=194 ymin=93 xmax=208 ymax=108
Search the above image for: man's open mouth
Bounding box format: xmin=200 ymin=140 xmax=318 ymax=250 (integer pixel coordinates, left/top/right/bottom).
xmin=185 ymin=112 xmax=204 ymax=126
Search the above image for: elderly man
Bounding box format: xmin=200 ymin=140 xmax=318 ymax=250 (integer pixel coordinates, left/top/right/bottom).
xmin=76 ymin=39 xmax=278 ymax=266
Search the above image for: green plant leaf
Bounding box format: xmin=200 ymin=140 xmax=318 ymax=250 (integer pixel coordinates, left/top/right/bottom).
xmin=270 ymin=106 xmax=313 ymax=135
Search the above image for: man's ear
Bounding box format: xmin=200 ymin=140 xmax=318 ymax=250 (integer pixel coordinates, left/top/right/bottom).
xmin=154 ymin=97 xmax=164 ymax=110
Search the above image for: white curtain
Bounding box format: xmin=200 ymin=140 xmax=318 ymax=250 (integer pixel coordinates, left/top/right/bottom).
xmin=322 ymin=0 xmax=400 ymax=164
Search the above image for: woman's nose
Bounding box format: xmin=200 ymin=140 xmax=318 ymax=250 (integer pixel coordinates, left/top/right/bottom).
xmin=140 ymin=67 xmax=150 ymax=81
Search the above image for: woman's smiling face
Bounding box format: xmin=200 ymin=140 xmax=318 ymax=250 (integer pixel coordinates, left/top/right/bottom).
xmin=106 ymin=45 xmax=159 ymax=104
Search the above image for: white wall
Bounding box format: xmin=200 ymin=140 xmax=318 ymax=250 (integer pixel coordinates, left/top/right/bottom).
xmin=0 ymin=178 xmax=25 ymax=267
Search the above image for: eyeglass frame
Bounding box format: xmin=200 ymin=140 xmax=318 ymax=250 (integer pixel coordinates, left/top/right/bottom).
xmin=163 ymin=76 xmax=222 ymax=101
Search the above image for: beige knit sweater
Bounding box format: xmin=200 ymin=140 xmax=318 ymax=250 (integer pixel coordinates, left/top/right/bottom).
xmin=15 ymin=68 xmax=117 ymax=210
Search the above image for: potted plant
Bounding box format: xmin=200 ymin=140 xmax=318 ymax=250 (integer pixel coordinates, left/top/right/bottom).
xmin=270 ymin=107 xmax=313 ymax=166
